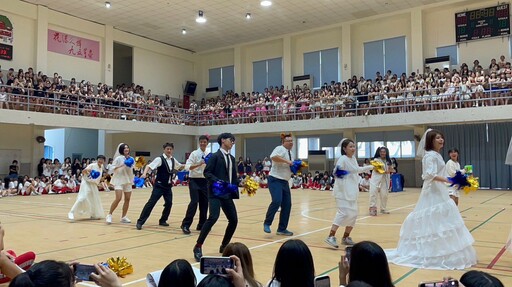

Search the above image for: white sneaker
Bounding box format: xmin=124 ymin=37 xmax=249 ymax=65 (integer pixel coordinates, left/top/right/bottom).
xmin=381 ymin=209 xmax=390 ymax=214
xmin=342 ymin=236 xmax=355 ymax=245
xmin=68 ymin=212 xmax=74 ymax=221
xmin=325 ymin=236 xmax=339 ymax=248
xmin=120 ymin=216 xmax=131 ymax=223
xmin=106 ymin=214 xmax=112 ymax=224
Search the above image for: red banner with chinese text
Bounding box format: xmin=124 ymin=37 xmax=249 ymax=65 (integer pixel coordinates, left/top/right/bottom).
xmin=47 ymin=29 xmax=100 ymax=62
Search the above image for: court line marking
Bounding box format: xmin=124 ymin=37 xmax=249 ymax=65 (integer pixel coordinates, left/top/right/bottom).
xmin=120 ymin=202 xmax=418 ymax=286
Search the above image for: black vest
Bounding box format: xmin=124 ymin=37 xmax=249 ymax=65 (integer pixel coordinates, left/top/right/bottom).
xmin=155 ymin=155 xmax=174 ymax=187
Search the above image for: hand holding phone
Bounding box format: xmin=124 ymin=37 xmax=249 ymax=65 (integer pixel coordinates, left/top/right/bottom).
xmin=345 ymin=246 xmax=352 ymax=263
xmin=200 ymin=256 xmax=234 ymax=275
xmin=418 ymin=279 xmax=459 ymax=287
xmin=314 ymin=275 xmax=330 ymax=287
xmin=75 ymin=264 xmax=97 ymax=281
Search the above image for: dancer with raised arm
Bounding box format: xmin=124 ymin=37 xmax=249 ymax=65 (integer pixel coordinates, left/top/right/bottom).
xmin=106 ymin=143 xmax=134 ymax=224
xmin=386 ymin=129 xmax=477 ymax=269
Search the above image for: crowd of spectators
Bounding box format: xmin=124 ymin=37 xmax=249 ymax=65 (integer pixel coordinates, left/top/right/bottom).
xmin=1 ymin=55 xmax=512 ymax=126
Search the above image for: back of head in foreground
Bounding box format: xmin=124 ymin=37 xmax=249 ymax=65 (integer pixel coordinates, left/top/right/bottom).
xmin=222 ymin=242 xmax=260 ymax=287
xmin=9 ymin=260 xmax=73 ymax=287
xmin=158 ymin=259 xmax=196 ymax=287
xmin=349 ymin=241 xmax=394 ymax=287
xmin=270 ymin=239 xmax=315 ymax=287
xmin=460 ymin=270 xmax=504 ymax=287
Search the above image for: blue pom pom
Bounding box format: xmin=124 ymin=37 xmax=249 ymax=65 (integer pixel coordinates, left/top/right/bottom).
xmin=134 ymin=177 xmax=145 ymax=188
xmin=124 ymin=157 xmax=135 ymax=167
xmin=89 ymin=170 xmax=101 ymax=179
xmin=334 ymin=167 xmax=349 ymax=178
xmin=212 ymin=181 xmax=239 ymax=197
xmin=448 ymin=170 xmax=469 ymax=190
xmin=203 ymin=153 xmax=212 ymax=164
xmin=290 ymin=159 xmax=303 ymax=174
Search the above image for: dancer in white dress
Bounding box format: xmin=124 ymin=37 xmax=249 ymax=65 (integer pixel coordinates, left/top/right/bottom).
xmin=368 ymin=146 xmax=393 ymax=216
xmin=386 ymin=129 xmax=477 ymax=270
xmin=446 ymin=148 xmax=465 ymax=206
xmin=68 ymin=155 xmax=106 ymax=221
xmin=324 ymin=138 xmax=374 ymax=248
xmin=106 ymin=143 xmax=135 ymax=224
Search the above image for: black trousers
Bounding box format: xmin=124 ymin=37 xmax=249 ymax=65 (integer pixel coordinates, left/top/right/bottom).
xmin=196 ymin=197 xmax=238 ymax=247
xmin=182 ymin=178 xmax=208 ymax=229
xmin=137 ymin=183 xmax=172 ymax=225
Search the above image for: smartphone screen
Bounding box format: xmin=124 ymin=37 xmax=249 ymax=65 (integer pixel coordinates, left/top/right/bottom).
xmin=314 ymin=275 xmax=330 ymax=287
xmin=200 ymin=256 xmax=234 ymax=274
xmin=345 ymin=246 xmax=353 ymax=263
xmin=418 ymin=279 xmax=459 ymax=287
xmin=75 ymin=264 xmax=97 ymax=281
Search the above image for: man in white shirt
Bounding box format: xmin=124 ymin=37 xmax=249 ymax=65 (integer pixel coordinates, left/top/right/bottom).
xmin=263 ymin=133 xmax=294 ymax=236
xmin=136 ymin=143 xmax=184 ymax=230
xmin=181 ymin=135 xmax=210 ymax=234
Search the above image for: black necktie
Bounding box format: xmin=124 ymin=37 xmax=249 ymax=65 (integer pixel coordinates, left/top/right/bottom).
xmin=288 ymin=150 xmax=292 ymax=160
xmin=225 ymin=153 xmax=232 ymax=183
xmin=225 ymin=153 xmax=230 ymax=171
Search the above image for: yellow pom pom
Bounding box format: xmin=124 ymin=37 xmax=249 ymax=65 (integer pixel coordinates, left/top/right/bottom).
xmin=463 ymin=176 xmax=479 ymax=194
xmin=107 ymin=256 xmax=134 ymax=277
xmin=241 ymin=177 xmax=259 ymax=197
xmin=370 ymin=160 xmax=386 ymax=174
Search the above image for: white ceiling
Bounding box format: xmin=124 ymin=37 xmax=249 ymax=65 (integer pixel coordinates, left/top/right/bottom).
xmin=23 ymin=0 xmax=452 ymax=53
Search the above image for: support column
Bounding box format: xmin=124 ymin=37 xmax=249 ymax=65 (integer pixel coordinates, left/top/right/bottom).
xmin=341 ymin=23 xmax=352 ymax=81
xmin=35 ymin=5 xmax=48 ymax=74
xmin=283 ymin=36 xmax=292 ymax=89
xmin=410 ymin=8 xmax=424 ymax=74
xmin=104 ymin=25 xmax=114 ymax=86
xmin=234 ymin=46 xmax=242 ymax=93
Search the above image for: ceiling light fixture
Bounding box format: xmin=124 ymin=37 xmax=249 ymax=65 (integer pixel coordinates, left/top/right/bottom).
xmin=260 ymin=0 xmax=272 ymax=7
xmin=182 ymin=28 xmax=187 ymax=35
xmin=105 ymin=1 xmax=111 ymax=8
xmin=195 ymin=10 xmax=206 ymax=23
xmin=246 ymin=13 xmax=252 ymax=19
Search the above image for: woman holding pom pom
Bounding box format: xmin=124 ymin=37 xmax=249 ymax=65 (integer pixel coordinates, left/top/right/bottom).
xmin=446 ymin=148 xmax=465 ymax=206
xmin=106 ymin=143 xmax=135 ymax=224
xmin=385 ymin=129 xmax=476 ymax=269
xmin=263 ymin=133 xmax=295 ymax=236
xmin=324 ymin=138 xmax=373 ymax=249
xmin=368 ymin=146 xmax=394 ymax=216
xmin=68 ymin=155 xmax=106 ymax=221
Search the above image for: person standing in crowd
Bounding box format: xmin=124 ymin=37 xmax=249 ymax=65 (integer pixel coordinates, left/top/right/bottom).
xmin=136 ymin=143 xmax=184 ymax=230
xmin=368 ymin=146 xmax=393 ymax=216
xmin=446 ymin=148 xmax=465 ymax=206
xmin=386 ymin=129 xmax=477 ymax=269
xmin=325 ymin=138 xmax=374 ymax=248
xmin=193 ymin=133 xmax=239 ymax=262
xmin=106 ymin=143 xmax=134 ymax=224
xmin=181 ymin=135 xmax=210 ymax=234
xmin=68 ymin=155 xmax=106 ymax=221
xmin=263 ymin=133 xmax=294 ymax=236
xmin=8 ymin=160 xmax=19 ymax=179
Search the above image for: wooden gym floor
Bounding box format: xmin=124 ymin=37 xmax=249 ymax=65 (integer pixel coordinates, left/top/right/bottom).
xmin=1 ymin=186 xmax=511 ymax=287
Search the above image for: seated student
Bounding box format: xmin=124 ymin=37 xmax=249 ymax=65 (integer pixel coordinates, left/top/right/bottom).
xmin=222 ymin=242 xmax=262 ymax=287
xmin=259 ymin=174 xmax=268 ymax=188
xmin=267 ymin=239 xmax=315 ymax=287
xmin=157 ymin=259 xmax=196 ymax=287
xmin=459 ymin=270 xmax=504 ymax=287
xmin=358 ymin=174 xmax=370 ymax=192
xmin=338 ymin=241 xmax=393 ymax=287
xmin=66 ymin=176 xmax=78 ymax=193
xmin=319 ymin=174 xmax=331 ymax=191
xmin=291 ymin=175 xmax=302 ymax=189
xmin=51 ymin=176 xmax=69 ymax=194
xmin=38 ymin=176 xmax=52 ymax=194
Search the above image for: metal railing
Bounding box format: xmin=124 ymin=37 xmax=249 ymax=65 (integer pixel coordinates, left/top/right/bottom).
xmin=0 ymin=84 xmax=510 ymax=126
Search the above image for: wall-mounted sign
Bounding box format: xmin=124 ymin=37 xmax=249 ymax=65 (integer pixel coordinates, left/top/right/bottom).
xmin=47 ymin=29 xmax=100 ymax=61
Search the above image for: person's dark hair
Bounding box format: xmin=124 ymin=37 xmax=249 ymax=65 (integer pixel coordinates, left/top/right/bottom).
xmin=270 ymin=239 xmax=315 ymax=287
xmin=118 ymin=143 xmax=130 ymax=155
xmin=341 ymin=139 xmax=354 ymax=156
xmin=222 ymin=242 xmax=260 ymax=287
xmin=163 ymin=142 xmax=174 ymax=149
xmin=460 ymin=270 xmax=504 ymax=287
xmin=217 ymin=133 xmax=235 ymax=145
xmin=424 ymin=129 xmax=444 ymax=152
xmin=373 ymin=147 xmax=391 ymax=164
xmin=348 ymin=241 xmax=394 ymax=287
xmin=199 ymin=135 xmax=209 ymax=141
xmin=3 ymin=176 xmax=10 ymax=189
xmin=97 ymin=155 xmax=106 ymax=161
xmin=9 ymin=260 xmax=74 ymax=287
xmin=347 ymin=281 xmax=373 ymax=287
xmin=280 ymin=133 xmax=292 ymax=143
xmin=197 ymin=274 xmax=234 ymax=287
xmin=158 ymin=259 xmax=196 ymax=287
xmin=448 ymin=148 xmax=459 ymax=162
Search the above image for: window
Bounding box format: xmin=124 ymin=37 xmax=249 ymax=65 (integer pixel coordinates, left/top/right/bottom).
xmin=297 ymin=138 xmax=308 ymax=159
xmin=206 ymin=142 xmax=236 ymax=157
xmin=364 ymin=36 xmax=406 ymax=80
xmin=436 ymin=45 xmax=458 ymax=66
xmin=253 ymin=58 xmax=282 ymax=93
xmin=308 ymin=138 xmax=320 ymax=151
xmin=304 ymin=48 xmax=339 ymax=88
xmin=357 ymin=140 xmax=415 ymax=159
xmin=209 ymin=65 xmax=235 ymax=92
xmin=322 ymin=147 xmax=334 ymax=159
